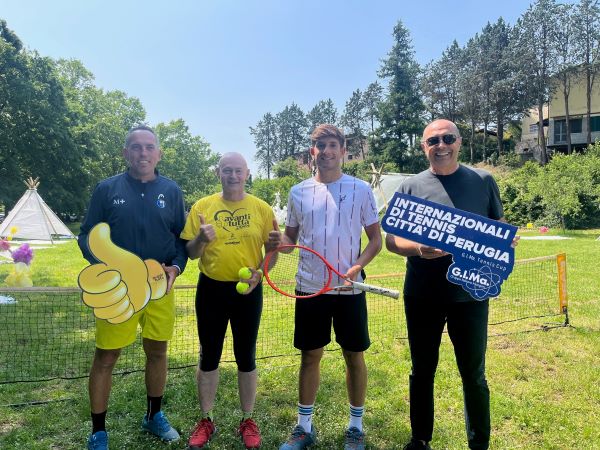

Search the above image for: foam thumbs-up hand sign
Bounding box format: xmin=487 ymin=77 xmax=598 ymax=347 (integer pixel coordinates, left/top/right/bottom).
xmin=78 ymin=223 xmax=167 ymax=324
xmin=197 ymin=214 xmax=216 ymax=243
xmin=265 ymin=218 xmax=282 ymax=253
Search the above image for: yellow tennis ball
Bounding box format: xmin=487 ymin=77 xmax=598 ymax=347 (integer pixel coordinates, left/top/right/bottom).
xmin=238 ymin=267 xmax=252 ymax=279
xmin=236 ymin=281 xmax=249 ymax=294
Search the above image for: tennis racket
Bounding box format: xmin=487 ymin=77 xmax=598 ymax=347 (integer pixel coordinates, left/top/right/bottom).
xmin=263 ymin=244 xmax=399 ymax=299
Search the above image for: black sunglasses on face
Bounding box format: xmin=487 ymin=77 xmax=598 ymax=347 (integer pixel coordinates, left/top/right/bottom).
xmin=425 ymin=134 xmax=457 ymax=147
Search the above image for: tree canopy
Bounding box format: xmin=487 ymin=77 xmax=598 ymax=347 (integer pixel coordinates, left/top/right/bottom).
xmin=0 ymin=21 xmax=218 ymax=216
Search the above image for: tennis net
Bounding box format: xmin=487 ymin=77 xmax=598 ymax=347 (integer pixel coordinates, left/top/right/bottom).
xmin=0 ymin=254 xmax=568 ymax=384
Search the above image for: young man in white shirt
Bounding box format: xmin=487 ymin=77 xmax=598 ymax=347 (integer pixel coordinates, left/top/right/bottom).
xmin=279 ymin=124 xmax=382 ymax=450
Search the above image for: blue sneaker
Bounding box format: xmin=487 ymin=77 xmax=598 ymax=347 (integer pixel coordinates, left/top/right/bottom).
xmin=142 ymin=411 xmax=180 ymax=442
xmin=279 ymin=425 xmax=317 ymax=450
xmin=87 ymin=431 xmax=108 ymax=450
xmin=344 ymin=427 xmax=365 ymax=450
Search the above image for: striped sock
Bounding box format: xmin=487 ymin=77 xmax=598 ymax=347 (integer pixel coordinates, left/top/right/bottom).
xmin=297 ymin=403 xmax=314 ymax=433
xmin=348 ymin=404 xmax=364 ymax=431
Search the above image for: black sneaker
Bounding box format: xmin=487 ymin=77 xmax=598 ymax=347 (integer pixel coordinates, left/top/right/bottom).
xmin=403 ymin=438 xmax=432 ymax=450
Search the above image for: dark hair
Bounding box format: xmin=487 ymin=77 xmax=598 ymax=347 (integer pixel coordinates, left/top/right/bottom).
xmin=124 ymin=124 xmax=159 ymax=148
xmin=310 ymin=124 xmax=345 ymax=148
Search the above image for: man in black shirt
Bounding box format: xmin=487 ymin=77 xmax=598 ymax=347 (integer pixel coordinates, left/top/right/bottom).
xmin=386 ymin=119 xmax=506 ymax=450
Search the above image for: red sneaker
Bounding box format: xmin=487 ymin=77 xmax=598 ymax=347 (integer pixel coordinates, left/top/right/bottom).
xmin=188 ymin=418 xmax=216 ymax=449
xmin=238 ymin=418 xmax=262 ymax=449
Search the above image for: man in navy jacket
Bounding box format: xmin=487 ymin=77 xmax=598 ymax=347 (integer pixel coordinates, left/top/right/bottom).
xmin=79 ymin=125 xmax=187 ymax=450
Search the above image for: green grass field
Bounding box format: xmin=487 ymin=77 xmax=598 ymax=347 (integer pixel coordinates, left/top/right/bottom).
xmin=0 ymin=229 xmax=598 ymax=449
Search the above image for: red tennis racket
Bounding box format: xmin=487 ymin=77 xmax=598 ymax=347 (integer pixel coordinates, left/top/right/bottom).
xmin=263 ymin=244 xmax=399 ymax=299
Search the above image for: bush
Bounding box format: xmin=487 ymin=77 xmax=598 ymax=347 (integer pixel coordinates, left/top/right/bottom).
xmin=249 ymin=176 xmax=299 ymax=206
xmin=497 ymin=147 xmax=600 ymax=229
xmin=497 ymin=162 xmax=544 ymax=226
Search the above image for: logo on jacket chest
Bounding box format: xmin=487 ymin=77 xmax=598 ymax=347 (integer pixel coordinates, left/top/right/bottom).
xmin=156 ymin=194 xmax=166 ymax=209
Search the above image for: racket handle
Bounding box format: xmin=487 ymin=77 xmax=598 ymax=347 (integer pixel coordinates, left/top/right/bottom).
xmin=352 ymin=281 xmax=400 ymax=299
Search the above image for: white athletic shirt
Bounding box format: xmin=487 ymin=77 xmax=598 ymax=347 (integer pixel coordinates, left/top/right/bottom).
xmin=286 ymin=174 xmax=379 ymax=294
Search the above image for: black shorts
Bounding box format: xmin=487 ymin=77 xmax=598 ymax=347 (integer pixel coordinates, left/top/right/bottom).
xmin=195 ymin=273 xmax=263 ymax=372
xmin=293 ymin=291 xmax=370 ymax=352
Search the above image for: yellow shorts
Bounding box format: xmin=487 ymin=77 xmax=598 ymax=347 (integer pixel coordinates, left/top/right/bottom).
xmin=95 ymin=290 xmax=176 ymax=350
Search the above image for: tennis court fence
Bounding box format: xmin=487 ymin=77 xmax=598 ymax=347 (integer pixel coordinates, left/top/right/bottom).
xmin=0 ymin=254 xmax=568 ymax=384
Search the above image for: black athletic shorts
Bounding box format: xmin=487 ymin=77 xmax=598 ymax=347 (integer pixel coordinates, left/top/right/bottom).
xmin=293 ymin=291 xmax=370 ymax=352
xmin=195 ymin=273 xmax=263 ymax=372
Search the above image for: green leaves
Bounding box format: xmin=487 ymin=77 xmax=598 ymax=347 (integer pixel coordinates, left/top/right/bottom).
xmin=155 ymin=119 xmax=219 ymax=207
xmin=498 ymin=149 xmax=600 ymax=228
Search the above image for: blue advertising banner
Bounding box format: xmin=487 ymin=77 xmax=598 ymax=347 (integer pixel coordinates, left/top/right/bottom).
xmin=382 ymin=193 xmax=518 ymax=300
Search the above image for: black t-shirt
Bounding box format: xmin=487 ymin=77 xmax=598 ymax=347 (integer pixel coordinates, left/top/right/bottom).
xmin=398 ymin=165 xmax=504 ymax=301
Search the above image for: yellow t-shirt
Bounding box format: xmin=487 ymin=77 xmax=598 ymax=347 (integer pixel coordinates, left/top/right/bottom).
xmin=181 ymin=193 xmax=275 ymax=281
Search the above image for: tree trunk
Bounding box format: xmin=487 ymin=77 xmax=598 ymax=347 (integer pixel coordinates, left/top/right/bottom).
xmin=267 ymin=134 xmax=271 ymax=179
xmin=496 ymin=117 xmax=504 ymax=160
xmin=587 ymin=66 xmax=592 ymax=146
xmin=564 ymin=87 xmax=572 ymax=154
xmin=538 ymin=101 xmax=548 ymax=164
xmin=361 ymin=137 xmax=366 ymax=160
xmin=482 ymin=121 xmax=488 ymax=162
xmin=470 ymin=119 xmax=475 ymax=164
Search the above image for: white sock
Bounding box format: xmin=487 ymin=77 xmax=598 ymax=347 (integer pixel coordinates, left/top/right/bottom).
xmin=348 ymin=404 xmax=364 ymax=431
xmin=297 ymin=403 xmax=314 ymax=433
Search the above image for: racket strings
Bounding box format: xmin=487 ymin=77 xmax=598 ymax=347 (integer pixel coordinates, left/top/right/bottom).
xmin=266 ymin=247 xmax=329 ymax=296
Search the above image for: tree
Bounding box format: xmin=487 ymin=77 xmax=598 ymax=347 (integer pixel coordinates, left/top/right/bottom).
xmin=306 ymin=99 xmax=338 ymax=133
xmin=0 ymin=20 xmax=29 ymax=208
xmin=460 ymin=37 xmax=484 ymax=163
xmin=553 ymin=4 xmax=579 ymax=154
xmin=250 ymin=112 xmax=278 ymax=179
xmin=272 ymin=157 xmax=310 ymax=179
xmin=481 ymin=18 xmax=520 ymax=159
xmin=340 ymin=89 xmax=367 ymax=158
xmin=275 ymin=103 xmax=308 ymax=160
xmin=420 ymin=61 xmax=444 ymax=122
xmin=511 ymin=0 xmax=561 ymax=164
xmin=497 ymin=162 xmax=543 ymax=225
xmin=436 ymin=40 xmax=465 ymax=123
xmin=373 ymin=21 xmax=424 ymax=169
xmin=155 ymin=119 xmax=219 ymax=207
xmin=0 ymin=19 xmax=22 ymax=51
xmin=574 ymin=0 xmax=600 ymax=146
xmin=531 ymin=152 xmax=596 ymax=229
xmin=56 ymin=59 xmax=146 ymax=185
xmin=0 ymin=22 xmax=88 ymax=216
xmin=363 ymin=81 xmax=383 ymax=134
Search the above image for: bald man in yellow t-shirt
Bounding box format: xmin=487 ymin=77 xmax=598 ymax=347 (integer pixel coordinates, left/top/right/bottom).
xmin=181 ymin=152 xmax=281 ymax=450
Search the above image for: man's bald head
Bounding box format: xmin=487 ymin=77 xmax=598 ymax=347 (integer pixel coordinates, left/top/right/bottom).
xmin=422 ymin=119 xmax=461 ymax=140
xmin=218 ymin=152 xmax=248 ymax=170
xmin=421 ymin=119 xmax=462 ymax=176
xmin=217 ymin=152 xmax=250 ymax=199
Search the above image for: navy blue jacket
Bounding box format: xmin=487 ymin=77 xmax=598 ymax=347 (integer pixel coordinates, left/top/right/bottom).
xmin=78 ymin=171 xmax=187 ymax=273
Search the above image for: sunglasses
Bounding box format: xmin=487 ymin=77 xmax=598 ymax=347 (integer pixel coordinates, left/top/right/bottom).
xmin=425 ymin=134 xmax=457 ymax=147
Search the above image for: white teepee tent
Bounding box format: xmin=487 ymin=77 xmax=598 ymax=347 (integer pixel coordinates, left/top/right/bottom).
xmin=0 ymin=177 xmax=75 ymax=242
xmin=369 ymin=164 xmax=413 ymax=213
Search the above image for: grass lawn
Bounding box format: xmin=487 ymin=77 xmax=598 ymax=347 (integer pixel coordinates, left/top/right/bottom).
xmin=0 ymin=228 xmax=598 ymax=449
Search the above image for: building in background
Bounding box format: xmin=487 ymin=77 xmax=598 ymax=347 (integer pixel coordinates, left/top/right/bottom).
xmin=518 ymin=70 xmax=600 ymax=162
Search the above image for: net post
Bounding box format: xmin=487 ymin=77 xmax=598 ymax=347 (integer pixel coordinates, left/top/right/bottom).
xmin=556 ymin=253 xmax=569 ymax=326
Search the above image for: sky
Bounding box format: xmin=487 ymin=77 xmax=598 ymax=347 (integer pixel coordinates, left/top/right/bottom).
xmin=0 ymin=0 xmax=575 ymax=175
